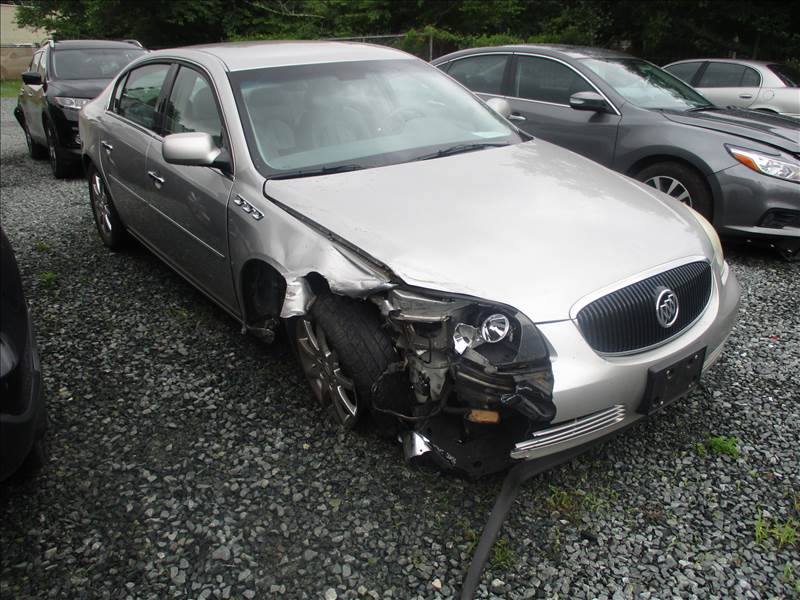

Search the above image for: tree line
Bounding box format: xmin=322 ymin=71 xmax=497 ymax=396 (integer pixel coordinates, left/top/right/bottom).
xmin=14 ymin=0 xmax=800 ymax=65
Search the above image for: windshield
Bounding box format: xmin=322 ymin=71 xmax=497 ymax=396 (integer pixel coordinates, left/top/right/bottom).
xmin=229 ymin=59 xmax=520 ymax=176
xmin=52 ymin=48 xmax=146 ymax=80
xmin=581 ymin=58 xmax=712 ymax=110
xmin=768 ymin=63 xmax=800 ymax=87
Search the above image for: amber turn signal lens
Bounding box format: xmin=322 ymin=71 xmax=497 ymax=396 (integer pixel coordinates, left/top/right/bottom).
xmin=466 ymin=409 xmax=501 ymax=424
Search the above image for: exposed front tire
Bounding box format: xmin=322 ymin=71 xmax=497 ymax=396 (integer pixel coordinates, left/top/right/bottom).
xmin=24 ymin=121 xmax=48 ymax=160
xmin=636 ymin=161 xmax=713 ymax=221
xmin=292 ymin=292 xmax=402 ymax=436
xmin=45 ymin=121 xmax=74 ymax=179
xmin=87 ymin=163 xmax=127 ymax=251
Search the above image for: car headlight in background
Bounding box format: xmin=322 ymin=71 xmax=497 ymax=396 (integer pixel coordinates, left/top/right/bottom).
xmin=685 ymin=206 xmax=727 ymax=280
xmin=727 ymin=145 xmax=800 ymax=183
xmin=54 ymin=97 xmax=91 ymax=110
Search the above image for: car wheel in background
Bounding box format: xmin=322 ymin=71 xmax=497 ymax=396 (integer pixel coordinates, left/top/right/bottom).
xmin=636 ymin=161 xmax=713 ymax=221
xmin=24 ymin=122 xmax=48 ymax=160
xmin=45 ymin=121 xmax=73 ymax=179
xmin=87 ymin=163 xmax=127 ymax=251
xmin=292 ymin=292 xmax=403 ymax=437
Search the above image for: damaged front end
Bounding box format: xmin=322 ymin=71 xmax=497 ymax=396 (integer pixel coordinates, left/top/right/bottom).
xmin=372 ymin=288 xmax=555 ymax=478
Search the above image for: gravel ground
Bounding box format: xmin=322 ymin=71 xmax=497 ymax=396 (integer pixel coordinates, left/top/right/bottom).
xmin=1 ymin=96 xmax=798 ymax=599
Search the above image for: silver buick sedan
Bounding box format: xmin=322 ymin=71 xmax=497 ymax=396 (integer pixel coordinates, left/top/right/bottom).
xmin=79 ymin=42 xmax=740 ymax=478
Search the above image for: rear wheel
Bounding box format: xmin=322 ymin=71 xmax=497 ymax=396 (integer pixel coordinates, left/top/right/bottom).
xmin=292 ymin=292 xmax=403 ymax=436
xmin=636 ymin=161 xmax=713 ymax=220
xmin=88 ymin=163 xmax=127 ymax=251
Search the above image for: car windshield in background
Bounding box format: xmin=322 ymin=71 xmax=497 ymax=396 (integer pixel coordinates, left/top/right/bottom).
xmin=581 ymin=58 xmax=712 ymax=111
xmin=767 ymin=63 xmax=800 ymax=87
xmin=229 ymin=59 xmax=520 ymax=176
xmin=52 ymin=48 xmax=146 ymax=80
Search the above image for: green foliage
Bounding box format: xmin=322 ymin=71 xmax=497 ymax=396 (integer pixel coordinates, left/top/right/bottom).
xmin=15 ymin=0 xmax=800 ymax=62
xmin=755 ymin=511 xmax=799 ymax=549
xmin=490 ymin=536 xmax=517 ymax=571
xmin=0 ymin=80 xmax=21 ymax=98
xmin=38 ymin=271 xmax=58 ymax=287
xmin=695 ymin=435 xmax=739 ymax=458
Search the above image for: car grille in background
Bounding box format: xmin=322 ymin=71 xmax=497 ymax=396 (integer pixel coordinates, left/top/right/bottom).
xmin=576 ymin=261 xmax=712 ymax=354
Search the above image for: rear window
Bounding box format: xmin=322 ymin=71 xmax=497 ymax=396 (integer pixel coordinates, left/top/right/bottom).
xmin=768 ymin=63 xmax=800 ymax=87
xmin=52 ymin=48 xmax=146 ymax=80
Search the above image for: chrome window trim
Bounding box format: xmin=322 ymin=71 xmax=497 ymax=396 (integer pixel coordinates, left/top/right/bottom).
xmin=512 ymin=52 xmax=621 ymax=116
xmin=438 ymin=52 xmax=513 ymax=95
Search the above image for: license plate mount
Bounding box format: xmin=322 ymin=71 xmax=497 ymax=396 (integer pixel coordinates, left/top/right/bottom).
xmin=638 ymin=347 xmax=706 ymax=415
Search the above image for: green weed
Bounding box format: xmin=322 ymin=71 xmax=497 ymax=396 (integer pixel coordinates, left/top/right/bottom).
xmin=695 ymin=435 xmax=739 ymax=458
xmin=38 ymin=271 xmax=58 ymax=287
xmin=490 ymin=536 xmax=516 ymax=571
xmin=34 ymin=241 xmax=50 ymax=252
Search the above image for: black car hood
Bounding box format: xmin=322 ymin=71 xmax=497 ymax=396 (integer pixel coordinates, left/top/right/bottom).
xmin=47 ymin=78 xmax=109 ymax=100
xmin=661 ymin=108 xmax=800 ymax=154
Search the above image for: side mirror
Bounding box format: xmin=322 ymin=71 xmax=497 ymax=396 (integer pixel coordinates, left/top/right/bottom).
xmin=485 ymin=97 xmax=512 ymax=119
xmin=162 ymin=132 xmax=222 ymax=167
xmin=569 ymin=91 xmax=610 ymax=113
xmin=21 ymin=71 xmax=42 ymax=85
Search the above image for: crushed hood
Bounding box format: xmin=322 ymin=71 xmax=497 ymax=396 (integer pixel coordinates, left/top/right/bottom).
xmin=265 ymin=141 xmax=710 ymax=322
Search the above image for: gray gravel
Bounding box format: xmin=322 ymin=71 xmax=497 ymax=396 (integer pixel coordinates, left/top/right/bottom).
xmin=1 ymin=96 xmax=798 ymax=599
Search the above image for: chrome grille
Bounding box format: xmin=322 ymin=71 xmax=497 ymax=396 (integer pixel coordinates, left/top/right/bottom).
xmin=576 ymin=261 xmax=712 ymax=354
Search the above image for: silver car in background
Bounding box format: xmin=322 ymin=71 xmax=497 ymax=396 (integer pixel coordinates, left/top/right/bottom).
xmin=79 ymin=42 xmax=740 ymax=478
xmin=663 ymin=59 xmax=800 ymax=119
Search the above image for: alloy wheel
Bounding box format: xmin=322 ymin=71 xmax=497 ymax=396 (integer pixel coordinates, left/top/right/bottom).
xmin=644 ymin=175 xmax=693 ymax=207
xmin=295 ymin=316 xmax=358 ymax=427
xmin=91 ymin=171 xmax=113 ymax=237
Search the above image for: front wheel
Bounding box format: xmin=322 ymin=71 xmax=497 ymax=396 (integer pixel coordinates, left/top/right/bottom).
xmin=24 ymin=122 xmax=48 ymax=160
xmin=45 ymin=121 xmax=73 ymax=178
xmin=636 ymin=161 xmax=713 ymax=221
xmin=87 ymin=163 xmax=127 ymax=251
xmin=292 ymin=292 xmax=403 ymax=435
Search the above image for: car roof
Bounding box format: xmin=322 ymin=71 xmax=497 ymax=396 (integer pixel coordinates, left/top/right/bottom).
xmin=665 ymin=58 xmax=776 ymax=68
xmin=51 ymin=39 xmax=144 ymax=50
xmin=434 ymin=44 xmax=632 ymax=63
xmin=172 ymin=40 xmax=416 ymax=72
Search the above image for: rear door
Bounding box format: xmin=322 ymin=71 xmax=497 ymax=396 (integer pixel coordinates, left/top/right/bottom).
xmin=694 ymin=61 xmax=761 ymax=108
xmin=505 ymin=54 xmax=621 ymax=167
xmin=144 ymin=64 xmax=238 ymax=312
xmin=99 ymin=62 xmax=172 ymax=240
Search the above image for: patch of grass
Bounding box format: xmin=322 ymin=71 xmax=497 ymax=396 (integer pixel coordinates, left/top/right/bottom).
xmin=168 ymin=306 xmax=191 ymax=322
xmin=755 ymin=511 xmax=799 ymax=549
xmin=546 ymin=485 xmax=579 ymax=516
xmin=490 ymin=536 xmax=516 ymax=571
xmin=34 ymin=241 xmax=50 ymax=252
xmin=0 ymin=79 xmax=21 ymax=98
xmin=695 ymin=435 xmax=739 ymax=458
xmin=38 ymin=271 xmax=58 ymax=287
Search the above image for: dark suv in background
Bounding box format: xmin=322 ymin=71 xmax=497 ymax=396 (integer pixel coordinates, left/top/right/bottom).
xmin=433 ymin=45 xmax=800 ymax=259
xmin=14 ymin=39 xmax=146 ymax=178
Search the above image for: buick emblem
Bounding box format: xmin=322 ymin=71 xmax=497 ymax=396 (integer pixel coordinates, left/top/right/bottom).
xmin=655 ymin=287 xmax=679 ymax=328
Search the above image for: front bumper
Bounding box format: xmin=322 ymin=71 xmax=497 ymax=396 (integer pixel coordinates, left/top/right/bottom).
xmin=512 ymin=266 xmax=740 ymax=462
xmin=48 ymin=105 xmax=83 ymax=157
xmin=0 ymin=305 xmax=45 ymax=481
xmin=710 ymin=163 xmax=800 ymax=241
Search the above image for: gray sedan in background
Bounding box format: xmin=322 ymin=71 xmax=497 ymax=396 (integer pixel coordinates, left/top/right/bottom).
xmin=80 ymin=41 xmax=739 ymax=478
xmin=433 ymin=45 xmax=800 ymax=258
xmin=663 ymin=59 xmax=800 ymax=119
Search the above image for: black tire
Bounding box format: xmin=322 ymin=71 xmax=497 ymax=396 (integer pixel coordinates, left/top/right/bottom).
xmin=45 ymin=120 xmax=74 ymax=178
xmin=17 ymin=433 xmax=48 ymax=478
xmin=292 ymin=293 xmax=404 ymax=437
xmin=635 ymin=161 xmax=713 ymax=220
xmin=24 ymin=121 xmax=48 ymax=160
xmin=87 ymin=163 xmax=127 ymax=251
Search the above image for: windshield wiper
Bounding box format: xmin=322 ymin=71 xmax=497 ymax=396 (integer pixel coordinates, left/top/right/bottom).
xmin=269 ymin=164 xmax=365 ymax=180
xmin=412 ymin=142 xmax=509 ymax=162
xmin=685 ymin=105 xmax=718 ymax=113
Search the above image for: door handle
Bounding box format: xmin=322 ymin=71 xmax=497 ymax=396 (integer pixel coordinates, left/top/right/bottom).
xmin=738 ymin=94 xmax=753 ymax=99
xmin=101 ymin=141 xmax=113 ymax=153
xmin=147 ymin=170 xmax=165 ymax=187
xmin=508 ymin=113 xmax=527 ymax=122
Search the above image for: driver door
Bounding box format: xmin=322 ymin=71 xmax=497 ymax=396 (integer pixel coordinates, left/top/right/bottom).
xmin=144 ymin=65 xmax=238 ymax=313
